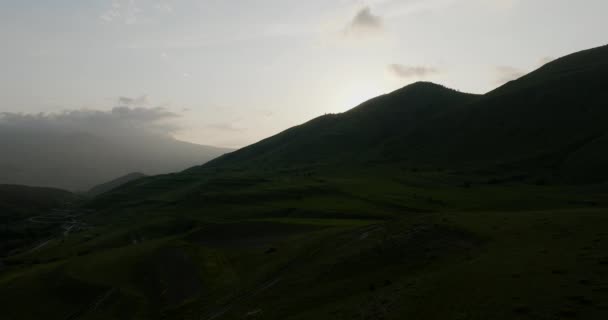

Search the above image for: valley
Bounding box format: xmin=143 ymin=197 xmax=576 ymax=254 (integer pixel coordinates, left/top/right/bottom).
xmin=1 ymin=44 xmax=608 ymax=319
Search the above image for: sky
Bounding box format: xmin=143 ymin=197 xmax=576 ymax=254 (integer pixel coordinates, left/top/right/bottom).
xmin=1 ymin=0 xmax=607 ymax=148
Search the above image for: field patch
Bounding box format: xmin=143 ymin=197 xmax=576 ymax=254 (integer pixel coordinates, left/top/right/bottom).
xmin=186 ymin=221 xmax=323 ymax=248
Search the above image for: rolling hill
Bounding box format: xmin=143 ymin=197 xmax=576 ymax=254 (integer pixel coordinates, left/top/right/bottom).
xmin=2 ymin=45 xmax=608 ymax=320
xmin=0 ymin=184 xmax=78 ymax=256
xmin=205 ymin=44 xmax=608 ymax=182
xmin=91 ymin=44 xmax=608 ymax=210
xmin=87 ymin=172 xmax=147 ymax=197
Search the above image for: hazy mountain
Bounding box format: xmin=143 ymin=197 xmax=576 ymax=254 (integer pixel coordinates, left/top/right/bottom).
xmin=0 ymin=125 xmax=232 ymax=191
xmin=87 ymin=172 xmax=147 ymax=197
xmin=0 ymin=184 xmax=76 ymax=221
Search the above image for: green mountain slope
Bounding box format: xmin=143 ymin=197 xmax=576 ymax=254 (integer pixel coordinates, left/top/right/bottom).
xmin=394 ymin=44 xmax=608 ymax=181
xmin=204 ymin=44 xmax=608 ymax=182
xmin=0 ymin=184 xmax=78 ymax=256
xmin=87 ymin=172 xmax=147 ymax=197
xmin=92 ymin=44 xmax=608 ymax=210
xmin=3 ymin=45 xmax=608 ymax=320
xmin=0 ymin=184 xmax=76 ymax=221
xmin=206 ymin=82 xmax=479 ymax=168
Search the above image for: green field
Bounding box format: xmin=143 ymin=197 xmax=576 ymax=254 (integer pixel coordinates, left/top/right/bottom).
xmin=1 ymin=168 xmax=607 ymax=319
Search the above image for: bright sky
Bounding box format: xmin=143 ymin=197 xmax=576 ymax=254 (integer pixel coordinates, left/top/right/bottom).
xmin=1 ymin=0 xmax=607 ymax=148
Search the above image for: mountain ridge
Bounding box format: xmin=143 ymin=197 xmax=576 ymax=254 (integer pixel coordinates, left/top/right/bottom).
xmin=91 ymin=44 xmax=608 ymax=209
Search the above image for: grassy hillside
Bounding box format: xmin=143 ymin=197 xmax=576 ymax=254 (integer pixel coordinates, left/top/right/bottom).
xmin=2 ymin=45 xmax=608 ymax=320
xmin=202 ymin=44 xmax=608 ymax=183
xmin=206 ymin=82 xmax=479 ymax=169
xmin=2 ymin=171 xmax=607 ymax=319
xmin=88 ymin=173 xmax=147 ymax=197
xmin=396 ymin=44 xmax=608 ymax=182
xmin=0 ymin=185 xmax=76 ymax=222
xmin=86 ymin=44 xmax=608 ymax=211
xmin=0 ymin=185 xmax=78 ymax=257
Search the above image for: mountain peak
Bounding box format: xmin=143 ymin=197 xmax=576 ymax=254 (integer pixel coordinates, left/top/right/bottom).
xmin=391 ymin=81 xmax=461 ymax=96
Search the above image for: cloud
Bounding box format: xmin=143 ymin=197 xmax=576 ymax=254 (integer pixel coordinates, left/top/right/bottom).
xmin=0 ymin=99 xmax=180 ymax=139
xmin=205 ymin=123 xmax=246 ymax=133
xmin=494 ymin=66 xmax=526 ymax=84
xmin=118 ymin=95 xmax=148 ymax=107
xmin=153 ymin=1 xmax=174 ymax=13
xmin=0 ymin=99 xmax=229 ymax=191
xmin=345 ymin=6 xmax=384 ymax=36
xmin=491 ymin=0 xmax=519 ymax=10
xmin=494 ymin=56 xmax=555 ymax=84
xmin=100 ymin=0 xmax=142 ymax=24
xmin=539 ymin=56 xmax=555 ymax=65
xmin=358 ymin=0 xmax=518 ymax=20
xmin=388 ymin=64 xmax=440 ymax=78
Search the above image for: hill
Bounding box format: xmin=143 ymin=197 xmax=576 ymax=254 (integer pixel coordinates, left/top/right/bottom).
xmin=0 ymin=130 xmax=232 ymax=191
xmin=390 ymin=44 xmax=608 ymax=182
xmin=87 ymin=172 xmax=147 ymax=197
xmin=2 ymin=45 xmax=608 ymax=320
xmin=205 ymin=82 xmax=479 ymax=169
xmin=0 ymin=184 xmax=76 ymax=221
xmin=0 ymin=184 xmax=78 ymax=256
xmin=90 ymin=44 xmax=608 ymax=210
xmin=203 ymin=45 xmax=608 ymax=183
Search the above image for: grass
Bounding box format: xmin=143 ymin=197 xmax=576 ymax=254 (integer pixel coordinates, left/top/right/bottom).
xmin=2 ymin=169 xmax=608 ymax=319
xmin=3 ymin=44 xmax=608 ymax=319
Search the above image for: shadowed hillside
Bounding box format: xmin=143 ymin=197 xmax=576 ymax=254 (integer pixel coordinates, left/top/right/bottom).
xmin=90 ymin=44 xmax=608 ymax=210
xmin=0 ymin=131 xmax=231 ymax=191
xmin=206 ymin=82 xmax=480 ymax=168
xmin=0 ymin=185 xmax=78 ymax=256
xmin=3 ymin=45 xmax=608 ymax=320
xmin=88 ymin=172 xmax=147 ymax=197
xmin=205 ymin=45 xmax=608 ymax=182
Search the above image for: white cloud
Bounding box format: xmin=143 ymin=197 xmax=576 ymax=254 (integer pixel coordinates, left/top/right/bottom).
xmin=494 ymin=66 xmax=525 ymax=84
xmin=494 ymin=55 xmax=555 ymax=84
xmin=539 ymin=56 xmax=555 ymax=65
xmin=100 ymin=0 xmax=142 ymax=24
xmin=0 ymin=98 xmax=181 ymax=138
xmin=388 ymin=64 xmax=440 ymax=78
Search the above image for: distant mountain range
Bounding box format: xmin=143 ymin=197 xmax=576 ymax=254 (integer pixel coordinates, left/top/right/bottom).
xmin=0 ymin=131 xmax=231 ymax=191
xmin=87 ymin=172 xmax=147 ymax=197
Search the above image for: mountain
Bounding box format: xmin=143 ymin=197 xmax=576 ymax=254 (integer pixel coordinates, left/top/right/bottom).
xmin=92 ymin=44 xmax=608 ymax=210
xmin=87 ymin=172 xmax=147 ymax=197
xmin=204 ymin=82 xmax=479 ymax=169
xmin=0 ymin=131 xmax=232 ymax=191
xmin=203 ymin=45 xmax=608 ymax=182
xmin=211 ymin=82 xmax=479 ymax=167
xmin=4 ymin=45 xmax=608 ymax=320
xmin=192 ymin=46 xmax=608 ymax=183
xmin=0 ymin=184 xmax=76 ymax=221
xmin=390 ymin=44 xmax=608 ymax=182
xmin=0 ymin=184 xmax=78 ymax=255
